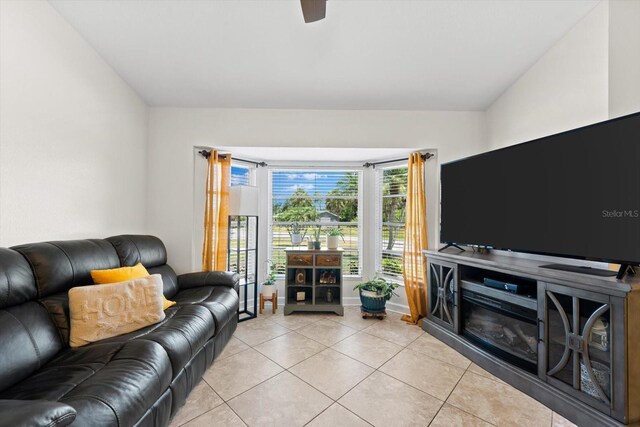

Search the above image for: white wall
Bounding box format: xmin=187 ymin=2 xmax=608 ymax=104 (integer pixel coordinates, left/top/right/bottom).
xmin=0 ymin=1 xmax=149 ymax=246
xmin=486 ymin=0 xmax=610 ymax=150
xmin=608 ymin=0 xmax=640 ymax=118
xmin=147 ymin=108 xmax=486 ymax=311
xmin=483 ymin=0 xmax=640 ymax=269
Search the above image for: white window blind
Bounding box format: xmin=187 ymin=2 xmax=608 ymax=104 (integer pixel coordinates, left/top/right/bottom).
xmin=270 ymin=170 xmax=361 ymax=276
xmin=376 ymin=165 xmax=408 ymax=278
xmin=231 ymin=165 xmax=251 ymax=186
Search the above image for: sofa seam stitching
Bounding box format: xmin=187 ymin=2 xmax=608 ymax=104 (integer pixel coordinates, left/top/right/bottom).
xmin=15 ymin=248 xmax=42 ymax=298
xmin=37 ymin=299 xmax=67 ymax=345
xmin=48 ymin=242 xmax=76 ymax=290
xmin=43 ymin=411 xmax=76 ymax=427
xmin=0 ymin=265 xmax=10 ymax=307
xmin=5 ymin=309 xmax=42 ymax=368
xmin=62 ymin=394 xmax=121 ymax=426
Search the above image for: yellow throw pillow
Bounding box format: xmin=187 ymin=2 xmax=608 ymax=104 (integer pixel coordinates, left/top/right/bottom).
xmin=69 ymin=275 xmax=166 ymax=347
xmin=90 ymin=263 xmax=176 ymax=310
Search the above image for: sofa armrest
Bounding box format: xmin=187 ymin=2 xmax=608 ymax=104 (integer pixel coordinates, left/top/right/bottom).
xmin=178 ymin=271 xmax=240 ymax=293
xmin=0 ymin=399 xmax=76 ymax=427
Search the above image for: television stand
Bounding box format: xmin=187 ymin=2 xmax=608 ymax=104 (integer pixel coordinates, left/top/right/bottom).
xmin=438 ymin=243 xmax=465 ymax=252
xmin=423 ymin=249 xmax=640 ymax=427
xmin=617 ymin=264 xmax=637 ymax=280
xmin=540 ymin=263 xmax=618 ymax=277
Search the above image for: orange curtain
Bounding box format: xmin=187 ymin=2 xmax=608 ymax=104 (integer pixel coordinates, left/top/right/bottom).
xmin=202 ymin=151 xmax=231 ymax=271
xmin=401 ymin=152 xmax=428 ymax=324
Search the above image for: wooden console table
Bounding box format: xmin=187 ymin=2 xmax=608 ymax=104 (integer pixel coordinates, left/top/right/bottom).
xmin=283 ymin=248 xmax=344 ymax=316
xmin=423 ymin=249 xmax=640 ymax=427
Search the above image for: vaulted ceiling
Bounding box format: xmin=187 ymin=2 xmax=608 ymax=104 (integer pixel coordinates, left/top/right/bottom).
xmin=50 ymin=0 xmax=599 ymax=110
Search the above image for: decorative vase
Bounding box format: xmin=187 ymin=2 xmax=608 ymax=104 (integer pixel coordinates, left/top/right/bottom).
xmin=291 ymin=234 xmax=303 ymax=245
xmin=327 ymin=235 xmax=339 ymax=249
xmin=262 ymin=283 xmax=276 ymax=298
xmin=326 ymin=288 xmax=334 ymax=303
xmin=359 ymin=290 xmax=386 ymax=313
xmin=313 ymin=241 xmax=321 ymax=250
xmin=307 ymin=240 xmax=314 ymax=249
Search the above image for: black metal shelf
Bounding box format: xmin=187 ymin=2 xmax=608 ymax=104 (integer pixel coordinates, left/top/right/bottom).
xmin=228 ymin=215 xmax=258 ymax=322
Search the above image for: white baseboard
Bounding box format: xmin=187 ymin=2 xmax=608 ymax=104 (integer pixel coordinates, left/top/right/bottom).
xmin=242 ymin=296 xmax=409 ymax=316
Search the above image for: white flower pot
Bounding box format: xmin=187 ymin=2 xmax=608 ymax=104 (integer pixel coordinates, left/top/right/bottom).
xmin=262 ymin=283 xmax=276 ymax=297
xmin=291 ymin=234 xmax=303 ymax=245
xmin=327 ymin=235 xmax=340 ymax=249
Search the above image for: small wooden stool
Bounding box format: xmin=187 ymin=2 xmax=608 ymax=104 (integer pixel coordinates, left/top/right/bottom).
xmin=259 ymin=290 xmax=278 ymax=314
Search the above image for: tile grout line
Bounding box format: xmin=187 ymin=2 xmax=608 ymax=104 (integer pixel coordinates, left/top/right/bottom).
xmin=263 ymin=313 xmax=422 ymax=426
xmin=427 ymin=359 xmax=472 ymax=427
xmin=194 ymin=315 xmax=558 ymax=427
xmin=171 ymin=381 xmax=227 ymax=427
xmin=218 ymin=367 xmax=286 ymax=404
xmin=437 ymin=367 xmax=520 ymax=426
xmin=198 ymin=313 xmax=424 ymax=427
xmin=223 ymin=402 xmax=250 ymax=426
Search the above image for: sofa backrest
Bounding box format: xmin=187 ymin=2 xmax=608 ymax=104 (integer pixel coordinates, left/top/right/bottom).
xmin=0 ymin=248 xmax=63 ymax=392
xmin=11 ymin=239 xmax=121 ymax=298
xmin=107 ymin=235 xmax=179 ymax=299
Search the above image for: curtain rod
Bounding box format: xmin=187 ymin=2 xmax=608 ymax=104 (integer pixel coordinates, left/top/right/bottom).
xmin=363 ymin=152 xmax=434 ymax=168
xmin=198 ymin=150 xmax=268 ymax=167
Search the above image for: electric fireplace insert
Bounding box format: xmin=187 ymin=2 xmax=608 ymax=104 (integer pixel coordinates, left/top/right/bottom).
xmin=461 ymin=284 xmax=538 ymax=374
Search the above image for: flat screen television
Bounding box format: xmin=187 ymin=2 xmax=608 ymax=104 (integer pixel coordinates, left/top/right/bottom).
xmin=440 ymin=112 xmax=640 ymax=269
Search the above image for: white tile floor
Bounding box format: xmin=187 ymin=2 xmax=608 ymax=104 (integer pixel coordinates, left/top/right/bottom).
xmin=170 ymin=307 xmax=579 ymax=427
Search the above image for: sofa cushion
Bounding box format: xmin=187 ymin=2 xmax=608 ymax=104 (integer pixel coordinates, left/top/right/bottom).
xmin=107 ymin=235 xmax=167 ymax=269
xmin=91 ymin=263 xmax=176 ymax=310
xmin=173 ymin=286 xmax=238 ymax=335
xmin=12 ymin=240 xmax=120 ymax=298
xmin=68 ymin=275 xmax=166 ymax=348
xmin=0 ymin=248 xmax=37 ymax=309
xmin=0 ymin=302 xmax=63 ymax=392
xmin=90 ymin=262 xmax=149 ymax=284
xmin=1 ymin=339 xmax=172 ymax=427
xmin=131 ymin=305 xmax=214 ymax=376
xmin=92 ymin=304 xmax=215 ymax=378
xmin=148 ymin=264 xmax=179 ymax=300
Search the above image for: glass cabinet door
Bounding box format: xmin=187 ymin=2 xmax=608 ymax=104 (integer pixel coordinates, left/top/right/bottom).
xmin=541 ymin=283 xmax=612 ymax=412
xmin=428 ymin=260 xmax=458 ymax=332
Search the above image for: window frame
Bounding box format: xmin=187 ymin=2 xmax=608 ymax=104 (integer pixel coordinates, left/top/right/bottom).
xmin=267 ymin=166 xmax=364 ymax=278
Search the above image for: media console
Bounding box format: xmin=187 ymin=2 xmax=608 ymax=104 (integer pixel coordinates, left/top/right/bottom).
xmin=423 ymin=249 xmax=640 ymax=427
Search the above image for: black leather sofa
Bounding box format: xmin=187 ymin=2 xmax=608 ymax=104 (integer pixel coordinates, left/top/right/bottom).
xmin=0 ymin=235 xmax=239 ymax=427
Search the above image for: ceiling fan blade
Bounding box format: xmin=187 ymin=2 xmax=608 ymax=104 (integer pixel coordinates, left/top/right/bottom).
xmin=300 ymin=0 xmax=326 ymax=23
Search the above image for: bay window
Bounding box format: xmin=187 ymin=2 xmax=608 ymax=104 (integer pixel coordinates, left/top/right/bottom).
xmin=269 ymin=169 xmax=362 ymax=276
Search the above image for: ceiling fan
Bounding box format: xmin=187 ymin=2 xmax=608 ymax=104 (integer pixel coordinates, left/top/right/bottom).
xmin=300 ymin=0 xmax=327 ymax=23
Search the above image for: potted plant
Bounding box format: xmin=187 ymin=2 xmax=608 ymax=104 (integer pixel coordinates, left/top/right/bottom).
xmin=288 ymin=222 xmax=306 ymax=246
xmin=262 ymin=260 xmax=277 ymax=297
xmin=326 ymin=227 xmax=344 ymax=249
xmin=353 ymin=275 xmax=400 ymax=313
xmin=310 ymin=226 xmax=322 ymax=250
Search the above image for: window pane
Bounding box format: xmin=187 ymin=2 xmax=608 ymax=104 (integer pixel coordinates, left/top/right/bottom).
xmin=382 ymin=196 xmax=406 ymax=223
xmin=231 ymin=165 xmax=250 ymax=186
xmin=377 ymin=166 xmax=408 ymax=278
xmin=382 ymin=224 xmax=405 ymax=253
xmin=382 ymin=168 xmax=408 ymax=196
xmin=271 ymin=170 xmax=360 ymax=276
xmin=381 ymin=252 xmax=403 ymax=277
